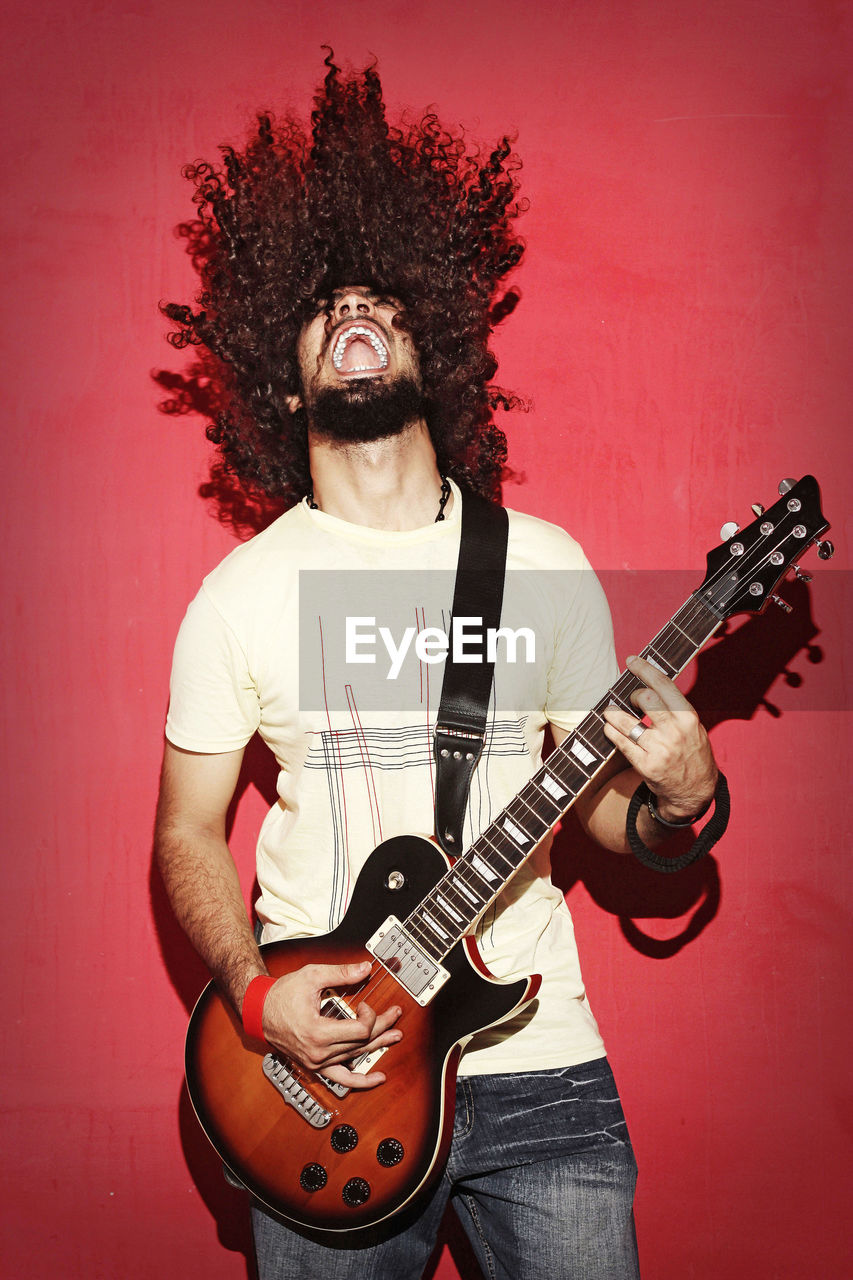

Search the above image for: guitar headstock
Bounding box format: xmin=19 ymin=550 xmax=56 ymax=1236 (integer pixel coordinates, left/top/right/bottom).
xmin=699 ymin=475 xmax=831 ymax=620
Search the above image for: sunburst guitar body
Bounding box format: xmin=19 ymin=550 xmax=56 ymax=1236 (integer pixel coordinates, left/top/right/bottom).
xmin=185 ymin=834 xmax=540 ymax=1232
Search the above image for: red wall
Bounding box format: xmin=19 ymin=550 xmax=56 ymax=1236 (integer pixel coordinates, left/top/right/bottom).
xmin=1 ymin=2 xmax=850 ymax=1276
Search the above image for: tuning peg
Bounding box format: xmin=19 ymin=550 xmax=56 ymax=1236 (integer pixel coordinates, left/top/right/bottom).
xmin=751 ymin=503 xmax=765 ymax=516
xmin=816 ymin=539 xmax=835 ymax=560
xmin=720 ymin=521 xmax=739 ymax=540
xmin=778 ymin=478 xmax=796 ymax=495
xmin=771 ymin=594 xmax=793 ymax=613
xmin=793 ymin=565 xmax=812 ymax=583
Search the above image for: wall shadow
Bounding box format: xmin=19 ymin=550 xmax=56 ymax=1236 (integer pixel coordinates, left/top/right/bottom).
xmin=178 ymin=1083 xmax=258 ymax=1278
xmin=149 ymin=734 xmax=278 ymax=1017
xmin=153 ymin=362 xmax=285 ymax=539
xmin=552 ymin=574 xmax=823 ymax=952
xmin=424 ymin=1214 xmax=484 ymax=1280
xmin=149 ymin=733 xmax=282 ymax=1279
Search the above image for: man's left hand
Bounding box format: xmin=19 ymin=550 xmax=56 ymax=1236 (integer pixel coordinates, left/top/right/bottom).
xmin=601 ymin=655 xmax=717 ymax=822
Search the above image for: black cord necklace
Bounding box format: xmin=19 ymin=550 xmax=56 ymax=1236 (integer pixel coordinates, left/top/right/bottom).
xmin=306 ymin=475 xmax=451 ymax=523
xmin=435 ymin=474 xmax=451 ymax=521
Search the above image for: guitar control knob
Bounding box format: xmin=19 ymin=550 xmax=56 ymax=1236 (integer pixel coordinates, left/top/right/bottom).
xmin=376 ymin=1138 xmax=405 ymax=1167
xmin=330 ymin=1124 xmax=359 ymax=1153
xmin=299 ymin=1163 xmax=328 ymax=1193
xmin=342 ymin=1177 xmax=371 ymax=1207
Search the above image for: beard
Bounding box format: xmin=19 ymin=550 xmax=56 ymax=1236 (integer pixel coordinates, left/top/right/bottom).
xmin=304 ymin=373 xmax=426 ymax=444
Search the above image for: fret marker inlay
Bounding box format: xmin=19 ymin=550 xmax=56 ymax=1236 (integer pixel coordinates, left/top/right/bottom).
xmin=471 ymin=854 xmax=499 ymax=883
xmin=570 ymin=740 xmax=596 ymax=768
xmin=421 ymin=911 xmax=449 ymax=941
xmin=436 ymin=894 xmax=463 ymax=923
xmin=502 ymin=817 xmax=529 ymax=846
xmin=452 ymin=878 xmax=479 ymax=905
xmin=541 ymin=772 xmax=567 ymax=801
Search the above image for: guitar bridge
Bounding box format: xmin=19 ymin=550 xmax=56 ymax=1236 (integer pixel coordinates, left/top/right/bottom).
xmin=262 ymin=1054 xmax=332 ymax=1128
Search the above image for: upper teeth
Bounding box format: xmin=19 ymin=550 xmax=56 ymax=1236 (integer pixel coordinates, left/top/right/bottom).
xmin=332 ymin=325 xmax=389 ymax=370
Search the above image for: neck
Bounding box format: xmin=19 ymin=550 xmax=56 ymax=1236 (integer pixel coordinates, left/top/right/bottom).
xmin=307 ymin=420 xmax=450 ymax=531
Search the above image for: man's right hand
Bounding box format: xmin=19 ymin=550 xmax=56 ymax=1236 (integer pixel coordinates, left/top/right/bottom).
xmin=260 ymin=961 xmax=403 ymax=1090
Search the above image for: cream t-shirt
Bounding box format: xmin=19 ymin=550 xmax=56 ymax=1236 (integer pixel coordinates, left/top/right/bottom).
xmin=166 ymin=481 xmax=618 ymax=1074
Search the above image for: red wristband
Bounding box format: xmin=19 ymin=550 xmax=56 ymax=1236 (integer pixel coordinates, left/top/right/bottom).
xmin=242 ymin=975 xmax=276 ymax=1043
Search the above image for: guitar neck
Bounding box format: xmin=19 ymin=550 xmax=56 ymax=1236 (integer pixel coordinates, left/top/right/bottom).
xmin=403 ymin=592 xmax=723 ymax=959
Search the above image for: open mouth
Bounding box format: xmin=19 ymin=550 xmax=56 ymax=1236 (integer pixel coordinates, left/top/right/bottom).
xmin=331 ymin=323 xmax=390 ymax=377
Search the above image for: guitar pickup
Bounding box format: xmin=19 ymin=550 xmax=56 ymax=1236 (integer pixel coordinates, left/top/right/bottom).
xmin=316 ymin=994 xmax=390 ymax=1097
xmin=365 ymin=917 xmax=450 ymax=1006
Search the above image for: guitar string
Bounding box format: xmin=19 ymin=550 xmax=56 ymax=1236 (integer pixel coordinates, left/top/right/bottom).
xmin=317 ymin=501 xmax=813 ymax=1014
xmin=398 ymin=503 xmax=811 ymax=959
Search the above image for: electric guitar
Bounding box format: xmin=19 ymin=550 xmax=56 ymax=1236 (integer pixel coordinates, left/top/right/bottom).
xmin=185 ymin=475 xmax=831 ymax=1232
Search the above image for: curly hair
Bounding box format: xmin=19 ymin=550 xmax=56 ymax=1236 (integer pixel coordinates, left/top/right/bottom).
xmin=163 ymin=52 xmax=527 ymax=504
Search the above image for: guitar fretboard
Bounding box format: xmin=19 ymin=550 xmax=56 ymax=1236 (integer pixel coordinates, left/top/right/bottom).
xmin=403 ymin=594 xmax=722 ymax=960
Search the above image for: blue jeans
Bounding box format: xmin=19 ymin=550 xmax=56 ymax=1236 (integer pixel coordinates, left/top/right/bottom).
xmin=251 ymin=1057 xmax=640 ymax=1279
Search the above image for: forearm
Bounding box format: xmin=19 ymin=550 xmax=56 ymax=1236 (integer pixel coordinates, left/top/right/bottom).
xmin=154 ymin=746 xmax=401 ymax=1090
xmin=155 ymin=823 xmax=265 ymax=1013
xmin=578 ymin=763 xmax=673 ymax=853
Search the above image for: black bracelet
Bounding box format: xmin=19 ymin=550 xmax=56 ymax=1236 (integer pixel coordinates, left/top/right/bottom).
xmin=646 ymin=790 xmax=713 ymax=829
xmin=626 ymin=772 xmax=730 ymax=873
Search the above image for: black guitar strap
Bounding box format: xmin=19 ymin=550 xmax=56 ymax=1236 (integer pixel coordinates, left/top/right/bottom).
xmin=433 ymin=490 xmax=509 ymax=857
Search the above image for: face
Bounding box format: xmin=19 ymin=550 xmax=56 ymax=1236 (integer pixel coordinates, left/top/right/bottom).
xmin=288 ymin=286 xmax=424 ymax=442
xmin=292 ymin=286 xmax=420 ymax=403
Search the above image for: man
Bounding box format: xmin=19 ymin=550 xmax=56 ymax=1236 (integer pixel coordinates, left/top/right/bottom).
xmin=157 ymin=58 xmax=718 ymax=1279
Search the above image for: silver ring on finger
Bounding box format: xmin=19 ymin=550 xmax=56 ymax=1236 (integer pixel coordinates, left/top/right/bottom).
xmin=628 ymin=722 xmax=647 ymax=744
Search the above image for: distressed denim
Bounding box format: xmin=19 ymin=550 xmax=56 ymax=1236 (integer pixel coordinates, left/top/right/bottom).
xmin=251 ymin=1057 xmax=640 ymax=1279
